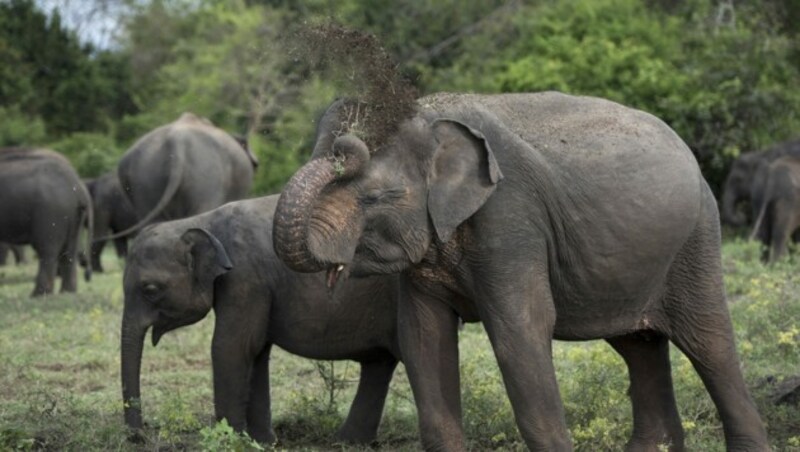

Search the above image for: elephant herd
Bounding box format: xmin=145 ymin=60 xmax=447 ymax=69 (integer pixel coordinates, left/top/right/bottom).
xmin=3 ymin=91 xmax=791 ymax=451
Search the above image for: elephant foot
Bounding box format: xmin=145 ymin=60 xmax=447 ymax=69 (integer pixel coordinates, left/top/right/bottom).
xmin=248 ymin=427 xmax=276 ymax=446
xmin=334 ymin=425 xmax=378 ymax=445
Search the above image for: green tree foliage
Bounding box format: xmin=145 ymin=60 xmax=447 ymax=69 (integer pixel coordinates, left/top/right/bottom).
xmin=0 ymin=0 xmax=134 ymax=141
xmin=424 ymin=0 xmax=800 ymax=194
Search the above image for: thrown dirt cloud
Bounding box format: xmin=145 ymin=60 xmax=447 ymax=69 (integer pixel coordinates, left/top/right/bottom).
xmin=295 ymin=23 xmax=418 ymax=151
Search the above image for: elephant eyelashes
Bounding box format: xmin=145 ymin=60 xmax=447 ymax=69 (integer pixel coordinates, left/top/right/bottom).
xmin=360 ymin=188 xmax=405 ymax=205
xmin=360 ymin=190 xmax=382 ymax=205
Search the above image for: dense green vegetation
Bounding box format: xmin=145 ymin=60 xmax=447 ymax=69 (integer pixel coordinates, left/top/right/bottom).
xmin=0 ymin=242 xmax=798 ymax=450
xmin=2 ymin=0 xmax=799 ymax=194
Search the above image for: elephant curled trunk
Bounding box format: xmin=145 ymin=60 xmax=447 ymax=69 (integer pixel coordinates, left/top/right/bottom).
xmin=273 ymin=135 xmax=369 ymax=273
xmin=121 ymin=310 xmax=147 ymax=431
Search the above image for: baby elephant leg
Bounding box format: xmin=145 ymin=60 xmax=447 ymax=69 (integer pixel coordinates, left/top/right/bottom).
xmin=335 ymin=357 xmax=398 ymax=444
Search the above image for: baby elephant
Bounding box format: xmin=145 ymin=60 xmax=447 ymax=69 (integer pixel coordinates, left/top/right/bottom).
xmin=121 ymin=195 xmax=401 ymax=444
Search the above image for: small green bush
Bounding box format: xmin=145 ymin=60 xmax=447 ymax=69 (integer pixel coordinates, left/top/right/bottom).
xmin=0 ymin=105 xmax=46 ymax=147
xmin=198 ymin=419 xmax=264 ymax=452
xmin=49 ymin=132 xmax=121 ymax=177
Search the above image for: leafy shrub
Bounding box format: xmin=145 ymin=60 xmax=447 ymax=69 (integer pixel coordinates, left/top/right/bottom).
xmin=198 ymin=420 xmax=264 ymax=452
xmin=0 ymin=105 xmax=46 ymax=147
xmin=49 ymin=132 xmax=121 ymax=177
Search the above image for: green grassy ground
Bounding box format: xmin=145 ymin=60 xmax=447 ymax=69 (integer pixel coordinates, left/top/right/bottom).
xmin=0 ymin=241 xmax=798 ymax=451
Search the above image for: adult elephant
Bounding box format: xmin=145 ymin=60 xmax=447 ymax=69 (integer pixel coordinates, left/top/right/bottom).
xmin=106 ymin=113 xmax=257 ymax=240
xmin=720 ymin=138 xmax=800 ymax=227
xmin=0 ymin=147 xmax=92 ymax=296
xmin=84 ymin=172 xmax=137 ymax=272
xmin=273 ymin=93 xmax=768 ymax=451
xmin=121 ymin=195 xmax=400 ymax=444
xmin=0 ymin=243 xmax=26 ymax=266
xmin=750 ymin=155 xmax=800 ymax=263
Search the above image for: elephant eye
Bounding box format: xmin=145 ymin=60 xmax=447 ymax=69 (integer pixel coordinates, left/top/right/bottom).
xmin=360 ymin=189 xmax=383 ymax=205
xmin=141 ymin=283 xmax=162 ymax=302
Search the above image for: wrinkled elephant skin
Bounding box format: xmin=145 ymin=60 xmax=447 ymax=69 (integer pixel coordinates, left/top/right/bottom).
xmin=273 ymin=92 xmax=769 ymax=451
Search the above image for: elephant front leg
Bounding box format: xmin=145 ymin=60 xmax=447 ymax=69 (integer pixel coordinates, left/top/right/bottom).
xmin=211 ymin=317 xmax=263 ymax=437
xmin=398 ymin=278 xmax=464 ymax=452
xmin=246 ymin=343 xmax=276 ymax=445
xmin=335 ymin=357 xmax=398 ymax=444
xmin=476 ymin=265 xmax=572 ymax=451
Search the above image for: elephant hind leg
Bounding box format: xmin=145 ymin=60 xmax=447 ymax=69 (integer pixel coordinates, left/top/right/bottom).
xmin=58 ymin=235 xmax=79 ymax=293
xmin=607 ymin=333 xmax=684 ymax=451
xmin=335 ymin=356 xmax=398 ymax=444
xmin=32 ymin=253 xmax=58 ymax=296
xmin=663 ymin=216 xmax=768 ymax=451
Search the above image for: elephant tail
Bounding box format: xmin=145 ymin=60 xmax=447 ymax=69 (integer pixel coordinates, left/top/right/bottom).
xmin=94 ymin=143 xmax=185 ymax=242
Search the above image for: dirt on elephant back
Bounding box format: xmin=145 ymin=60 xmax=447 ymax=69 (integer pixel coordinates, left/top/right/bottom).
xmin=295 ymin=23 xmax=418 ymax=151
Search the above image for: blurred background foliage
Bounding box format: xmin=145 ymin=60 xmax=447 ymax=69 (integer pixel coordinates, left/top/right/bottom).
xmin=1 ymin=0 xmax=799 ymax=195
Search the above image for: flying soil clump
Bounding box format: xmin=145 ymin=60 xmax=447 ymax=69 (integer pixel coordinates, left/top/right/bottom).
xmin=296 ymin=23 xmax=418 ymax=151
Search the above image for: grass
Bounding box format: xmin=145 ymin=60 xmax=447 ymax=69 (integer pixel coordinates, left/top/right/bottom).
xmin=0 ymin=240 xmax=798 ymax=451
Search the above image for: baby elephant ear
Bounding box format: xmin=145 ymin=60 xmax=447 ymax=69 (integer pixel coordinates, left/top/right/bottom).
xmin=428 ymin=119 xmax=504 ymax=243
xmin=180 ymin=228 xmax=233 ymax=282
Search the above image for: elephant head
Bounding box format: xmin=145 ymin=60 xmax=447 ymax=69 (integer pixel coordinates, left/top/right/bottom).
xmin=121 ymin=226 xmax=232 ymax=431
xmin=273 ymin=99 xmax=503 ymax=285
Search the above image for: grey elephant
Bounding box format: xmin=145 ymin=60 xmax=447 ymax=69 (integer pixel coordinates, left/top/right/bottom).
xmin=272 ymin=92 xmax=768 ymax=451
xmin=0 ymin=147 xmax=92 ymax=296
xmin=105 ymin=113 xmax=257 ymax=241
xmin=0 ymin=242 xmax=26 ymax=266
xmin=720 ymin=138 xmax=800 ymax=227
xmin=83 ymin=171 xmax=138 ymax=272
xmin=121 ymin=195 xmax=401 ymax=445
xmin=750 ymin=155 xmax=800 ymax=263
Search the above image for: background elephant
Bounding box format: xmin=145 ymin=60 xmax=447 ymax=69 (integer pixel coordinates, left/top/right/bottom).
xmin=750 ymin=155 xmax=800 ymax=263
xmin=273 ymin=92 xmax=768 ymax=451
xmin=106 ymin=112 xmax=256 ymax=240
xmin=0 ymin=147 xmax=92 ymax=296
xmin=83 ymin=172 xmax=137 ymax=272
xmin=121 ymin=195 xmax=401 ymax=445
xmin=0 ymin=243 xmax=26 ymax=266
xmin=720 ymin=138 xmax=800 ymax=227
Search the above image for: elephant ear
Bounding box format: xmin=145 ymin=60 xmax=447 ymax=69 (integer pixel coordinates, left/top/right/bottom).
xmin=428 ymin=119 xmax=504 ymax=243
xmin=180 ymin=228 xmax=233 ymax=284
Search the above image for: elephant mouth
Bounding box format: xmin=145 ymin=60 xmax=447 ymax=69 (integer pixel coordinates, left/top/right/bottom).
xmin=326 ymin=264 xmax=348 ymax=290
